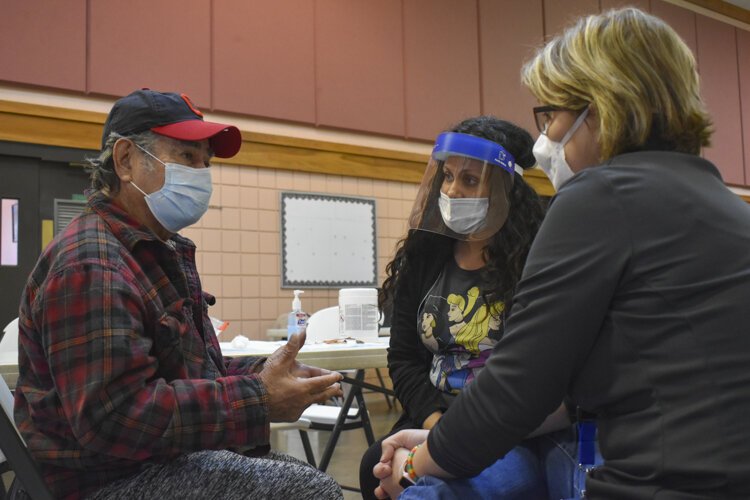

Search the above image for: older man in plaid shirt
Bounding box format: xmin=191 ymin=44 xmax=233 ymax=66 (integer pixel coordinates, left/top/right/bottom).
xmin=14 ymin=90 xmax=344 ymax=500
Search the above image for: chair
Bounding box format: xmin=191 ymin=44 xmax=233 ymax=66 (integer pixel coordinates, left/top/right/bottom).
xmin=0 ymin=374 xmax=10 ymax=498
xmin=270 ymin=406 xmax=365 ymax=472
xmin=305 ymin=306 xmax=338 ymax=343
xmin=266 ymin=313 xmax=290 ymax=340
xmin=300 ymin=402 xmax=370 ymax=466
xmin=0 ymin=318 xmax=19 ymax=359
xmin=270 ymin=372 xmax=375 ymax=493
xmin=307 ymin=307 xmax=395 ymax=408
xmin=270 ymin=418 xmax=317 ymax=467
xmin=0 ymin=375 xmax=54 ymax=500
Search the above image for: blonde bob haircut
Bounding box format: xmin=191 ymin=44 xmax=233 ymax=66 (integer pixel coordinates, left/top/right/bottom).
xmin=522 ymin=7 xmax=712 ymax=160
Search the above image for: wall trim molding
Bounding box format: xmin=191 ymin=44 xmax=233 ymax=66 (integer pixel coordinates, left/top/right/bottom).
xmin=4 ymin=99 xmax=747 ymax=203
xmin=0 ymin=99 xmax=557 ymax=197
xmin=672 ymin=0 xmax=750 ymax=31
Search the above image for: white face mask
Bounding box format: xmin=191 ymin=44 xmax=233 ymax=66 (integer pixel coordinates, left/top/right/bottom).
xmin=438 ymin=191 xmax=489 ymax=235
xmin=131 ymin=145 xmax=212 ymax=233
xmin=533 ymin=107 xmax=590 ymax=191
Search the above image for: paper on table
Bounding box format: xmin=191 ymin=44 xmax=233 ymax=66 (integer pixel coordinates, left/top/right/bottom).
xmin=219 ymin=338 xmax=387 ymax=355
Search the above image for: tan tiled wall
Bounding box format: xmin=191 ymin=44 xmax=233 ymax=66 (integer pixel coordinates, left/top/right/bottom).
xmin=181 ymin=163 xmax=418 ymax=341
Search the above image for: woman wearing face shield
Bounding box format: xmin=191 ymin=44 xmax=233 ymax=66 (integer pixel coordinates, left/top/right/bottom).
xmin=372 ymin=7 xmax=750 ymax=500
xmin=359 ymin=116 xmax=577 ymax=499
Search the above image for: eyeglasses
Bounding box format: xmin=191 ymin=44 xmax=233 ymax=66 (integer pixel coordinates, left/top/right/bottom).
xmin=532 ymin=105 xmax=563 ymax=134
xmin=532 ymin=106 xmax=589 ymax=134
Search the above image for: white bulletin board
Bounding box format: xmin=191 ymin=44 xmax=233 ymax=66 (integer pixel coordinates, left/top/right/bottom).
xmin=280 ymin=192 xmax=377 ymax=288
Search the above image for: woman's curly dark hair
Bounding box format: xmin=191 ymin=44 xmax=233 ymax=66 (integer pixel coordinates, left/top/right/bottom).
xmin=380 ymin=116 xmax=546 ymax=314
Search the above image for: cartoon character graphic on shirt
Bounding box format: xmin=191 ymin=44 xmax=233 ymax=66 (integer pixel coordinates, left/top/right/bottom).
xmin=455 ymin=299 xmax=505 ymax=355
xmin=426 ymin=287 xmax=505 ymax=393
xmin=420 ymin=310 xmax=440 ymax=352
xmin=419 ymin=300 xmax=450 ymax=352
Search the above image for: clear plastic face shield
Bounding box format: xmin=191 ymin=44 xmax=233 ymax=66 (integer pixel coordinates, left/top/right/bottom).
xmin=408 ymin=132 xmax=521 ymax=241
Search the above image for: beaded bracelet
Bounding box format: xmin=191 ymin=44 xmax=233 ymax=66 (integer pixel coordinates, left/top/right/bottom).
xmin=402 ymin=444 xmax=422 ymax=484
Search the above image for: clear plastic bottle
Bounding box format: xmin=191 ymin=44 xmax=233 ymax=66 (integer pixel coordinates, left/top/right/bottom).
xmin=287 ymin=290 xmax=308 ymax=337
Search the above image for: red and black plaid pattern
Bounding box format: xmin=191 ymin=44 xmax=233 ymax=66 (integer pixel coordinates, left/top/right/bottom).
xmin=15 ymin=191 xmax=269 ymax=500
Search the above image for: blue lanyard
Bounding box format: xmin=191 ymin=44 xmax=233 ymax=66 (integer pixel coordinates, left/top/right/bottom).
xmin=577 ymin=419 xmax=597 ymax=466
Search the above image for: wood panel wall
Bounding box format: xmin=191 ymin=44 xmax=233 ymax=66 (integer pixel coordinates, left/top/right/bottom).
xmin=0 ymin=0 xmax=748 ymax=185
xmin=0 ymin=99 xmax=558 ymax=198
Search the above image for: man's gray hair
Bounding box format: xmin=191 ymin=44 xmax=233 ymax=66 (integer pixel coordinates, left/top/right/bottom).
xmin=86 ymin=131 xmax=160 ymax=194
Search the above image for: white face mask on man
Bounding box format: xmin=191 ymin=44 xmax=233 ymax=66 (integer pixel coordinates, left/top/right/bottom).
xmin=532 ymin=107 xmax=590 ymax=191
xmin=130 ymin=144 xmax=213 ymax=234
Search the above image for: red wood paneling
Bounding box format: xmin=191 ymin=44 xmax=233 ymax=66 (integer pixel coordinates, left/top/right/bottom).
xmin=739 ymin=29 xmax=750 ymax=184
xmin=402 ymin=0 xmax=480 ymax=141
xmin=88 ymin=0 xmax=211 ymax=105
xmin=600 ymin=0 xmax=650 ymax=12
xmin=651 ymin=1 xmax=697 ymax=57
xmin=696 ymin=16 xmax=744 ymax=185
xmin=479 ymin=0 xmax=544 ymax=135
xmin=0 ymin=0 xmax=86 ymax=91
xmin=544 ymin=0 xmax=600 ymax=39
xmin=213 ymin=0 xmax=316 ymax=123
xmin=315 ymin=0 xmax=405 ymax=136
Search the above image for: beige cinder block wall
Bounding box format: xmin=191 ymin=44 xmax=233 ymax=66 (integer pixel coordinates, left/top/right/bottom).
xmin=182 ymin=163 xmax=418 ymax=341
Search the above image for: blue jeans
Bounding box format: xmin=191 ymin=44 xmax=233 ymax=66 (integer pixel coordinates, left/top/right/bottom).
xmin=399 ymin=427 xmax=577 ymax=500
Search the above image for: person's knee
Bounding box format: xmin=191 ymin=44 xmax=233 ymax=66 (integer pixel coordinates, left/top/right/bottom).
xmin=359 ymin=440 xmax=384 ymax=499
xmin=268 ymin=461 xmax=342 ymax=500
xmin=360 ymin=440 xmax=383 ymax=474
xmin=303 ymin=469 xmax=343 ymax=500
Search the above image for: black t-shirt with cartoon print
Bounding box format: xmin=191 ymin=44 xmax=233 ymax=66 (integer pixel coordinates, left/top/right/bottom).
xmin=417 ymin=258 xmax=505 ymax=394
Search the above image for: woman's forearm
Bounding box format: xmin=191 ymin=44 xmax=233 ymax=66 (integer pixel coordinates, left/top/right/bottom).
xmin=412 ymin=440 xmax=454 ymax=480
xmin=422 ymin=410 xmax=443 ymax=430
xmin=411 ymin=402 xmax=570 ymax=483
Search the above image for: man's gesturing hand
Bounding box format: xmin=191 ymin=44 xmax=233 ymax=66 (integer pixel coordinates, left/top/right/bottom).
xmin=259 ymin=330 xmax=344 ymax=422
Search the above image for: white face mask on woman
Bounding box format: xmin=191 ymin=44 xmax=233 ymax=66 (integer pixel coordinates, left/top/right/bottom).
xmin=532 ymin=107 xmax=590 ymax=191
xmin=438 ymin=192 xmax=489 ymax=235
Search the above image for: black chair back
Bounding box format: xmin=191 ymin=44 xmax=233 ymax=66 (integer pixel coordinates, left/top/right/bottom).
xmin=0 ymin=377 xmax=54 ymax=500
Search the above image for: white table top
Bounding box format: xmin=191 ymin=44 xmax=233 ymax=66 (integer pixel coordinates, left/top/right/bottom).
xmin=0 ymin=338 xmax=390 ymax=390
xmin=220 ymin=337 xmax=389 ymax=371
xmin=267 ymin=327 xmax=391 ymax=340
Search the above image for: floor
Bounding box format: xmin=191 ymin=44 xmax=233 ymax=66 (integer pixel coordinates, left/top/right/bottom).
xmin=271 ymin=391 xmax=402 ymax=499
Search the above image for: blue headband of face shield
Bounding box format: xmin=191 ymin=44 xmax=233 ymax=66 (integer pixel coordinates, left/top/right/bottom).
xmin=432 ymin=132 xmax=522 ymax=176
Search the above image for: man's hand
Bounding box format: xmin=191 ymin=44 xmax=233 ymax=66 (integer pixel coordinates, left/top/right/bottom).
xmin=259 ymin=330 xmax=343 ymax=422
xmin=290 ymin=360 xmax=332 ymax=379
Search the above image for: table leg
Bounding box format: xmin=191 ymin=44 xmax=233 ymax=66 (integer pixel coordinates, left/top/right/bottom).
xmin=317 ymin=370 xmax=361 ymax=472
xmin=374 ymin=368 xmax=393 ymax=409
xmin=354 ymin=379 xmax=375 ymax=445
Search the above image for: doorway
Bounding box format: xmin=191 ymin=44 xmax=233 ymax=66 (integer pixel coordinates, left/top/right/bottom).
xmin=0 ymin=142 xmax=92 ymax=331
xmin=0 ymin=155 xmax=40 ymax=330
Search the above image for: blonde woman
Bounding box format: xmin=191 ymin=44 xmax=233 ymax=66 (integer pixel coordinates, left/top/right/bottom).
xmin=374 ymin=8 xmax=750 ymax=499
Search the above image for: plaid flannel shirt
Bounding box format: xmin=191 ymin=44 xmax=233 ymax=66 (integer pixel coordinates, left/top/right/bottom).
xmin=15 ymin=191 xmax=269 ymax=499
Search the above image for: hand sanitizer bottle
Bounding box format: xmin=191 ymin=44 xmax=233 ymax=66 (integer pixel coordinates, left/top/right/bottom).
xmin=287 ymin=290 xmax=308 ymax=337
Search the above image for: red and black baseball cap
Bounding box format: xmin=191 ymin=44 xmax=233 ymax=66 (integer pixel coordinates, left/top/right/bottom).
xmin=101 ymin=89 xmax=241 ymax=158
